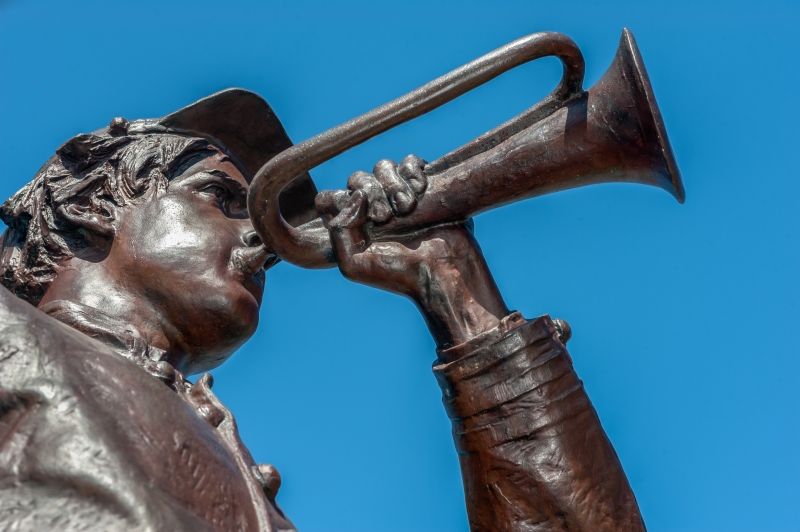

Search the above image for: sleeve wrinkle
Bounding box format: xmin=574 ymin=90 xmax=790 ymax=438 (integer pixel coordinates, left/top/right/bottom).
xmin=434 ymin=313 xmax=646 ymax=532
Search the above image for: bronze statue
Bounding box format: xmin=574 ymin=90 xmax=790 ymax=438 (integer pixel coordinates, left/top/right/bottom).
xmin=0 ymin=29 xmax=681 ymax=531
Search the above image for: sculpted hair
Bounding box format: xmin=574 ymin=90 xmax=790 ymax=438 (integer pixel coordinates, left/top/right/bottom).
xmin=0 ymin=132 xmax=218 ymax=305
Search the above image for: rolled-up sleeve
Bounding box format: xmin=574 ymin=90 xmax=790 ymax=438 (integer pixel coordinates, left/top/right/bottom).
xmin=433 ymin=313 xmax=646 ymax=532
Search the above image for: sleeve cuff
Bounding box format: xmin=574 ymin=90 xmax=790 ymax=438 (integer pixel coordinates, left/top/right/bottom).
xmin=435 ymin=311 xmax=528 ymax=364
xmin=432 ymin=314 xmax=586 ymax=450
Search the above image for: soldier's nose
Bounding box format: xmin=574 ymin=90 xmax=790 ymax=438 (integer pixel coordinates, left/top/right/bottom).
xmin=243 ymin=230 xmax=262 ymax=248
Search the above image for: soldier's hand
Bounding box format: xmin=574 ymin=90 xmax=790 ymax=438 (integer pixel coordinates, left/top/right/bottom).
xmin=315 ymin=155 xmax=509 ymax=348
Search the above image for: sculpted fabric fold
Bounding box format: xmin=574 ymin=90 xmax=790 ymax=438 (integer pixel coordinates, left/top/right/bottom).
xmin=434 ymin=315 xmax=647 ymax=532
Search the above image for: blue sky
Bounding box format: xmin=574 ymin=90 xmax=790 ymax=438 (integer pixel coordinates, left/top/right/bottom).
xmin=1 ymin=1 xmax=798 ymax=530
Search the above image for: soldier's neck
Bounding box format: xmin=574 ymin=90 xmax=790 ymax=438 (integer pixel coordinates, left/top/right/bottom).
xmin=38 ymin=257 xmax=173 ymax=356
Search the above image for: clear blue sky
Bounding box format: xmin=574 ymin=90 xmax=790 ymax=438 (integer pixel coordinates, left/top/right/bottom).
xmin=1 ymin=1 xmax=798 ymax=531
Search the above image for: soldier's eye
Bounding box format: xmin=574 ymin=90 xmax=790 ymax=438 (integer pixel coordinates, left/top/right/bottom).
xmin=199 ymin=183 xmax=247 ymax=218
xmin=201 ymin=184 xmax=227 ymax=198
xmin=199 ymin=184 xmax=231 ymax=206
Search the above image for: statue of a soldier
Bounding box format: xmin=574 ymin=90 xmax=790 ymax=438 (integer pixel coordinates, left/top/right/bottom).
xmin=0 ymin=26 xmax=668 ymax=530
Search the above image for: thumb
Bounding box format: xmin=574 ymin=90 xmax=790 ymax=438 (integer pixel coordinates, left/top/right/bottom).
xmin=328 ymin=189 xmax=369 ymax=260
xmin=315 ymin=189 xmax=350 ymax=224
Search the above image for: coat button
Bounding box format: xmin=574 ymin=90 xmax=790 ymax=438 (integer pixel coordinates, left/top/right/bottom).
xmin=153 ymin=360 xmax=176 ymax=386
xmin=256 ymin=463 xmax=281 ymax=500
xmin=553 ymin=318 xmax=572 ymax=345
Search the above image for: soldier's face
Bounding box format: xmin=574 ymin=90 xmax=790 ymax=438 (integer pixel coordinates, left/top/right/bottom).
xmin=108 ymin=151 xmax=271 ymax=374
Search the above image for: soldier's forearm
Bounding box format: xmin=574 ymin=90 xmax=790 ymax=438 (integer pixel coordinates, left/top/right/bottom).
xmin=433 ymin=314 xmax=646 ymax=532
xmin=411 ymin=231 xmax=509 ymax=350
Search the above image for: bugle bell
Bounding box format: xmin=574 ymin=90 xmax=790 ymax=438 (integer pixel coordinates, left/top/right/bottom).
xmin=248 ymin=29 xmax=684 ymax=269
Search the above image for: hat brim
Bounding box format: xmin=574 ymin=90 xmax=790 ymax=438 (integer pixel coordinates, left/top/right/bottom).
xmin=159 ymin=88 xmax=318 ymax=227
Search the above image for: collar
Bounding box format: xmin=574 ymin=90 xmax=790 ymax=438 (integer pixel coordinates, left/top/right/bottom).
xmin=39 ymin=299 xmax=181 ymax=387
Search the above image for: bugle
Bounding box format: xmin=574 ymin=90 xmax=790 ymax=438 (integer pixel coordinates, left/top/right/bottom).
xmin=248 ymin=29 xmax=684 ymax=269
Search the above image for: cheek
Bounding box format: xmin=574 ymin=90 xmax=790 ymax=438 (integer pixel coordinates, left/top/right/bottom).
xmin=122 ymin=195 xmax=238 ymax=279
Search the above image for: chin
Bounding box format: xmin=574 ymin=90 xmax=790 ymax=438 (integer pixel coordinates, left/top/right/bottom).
xmin=178 ymin=286 xmax=261 ymax=375
xmin=233 ymin=277 xmax=263 ymax=330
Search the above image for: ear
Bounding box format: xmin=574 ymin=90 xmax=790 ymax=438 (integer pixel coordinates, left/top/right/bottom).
xmin=57 ymin=197 xmax=117 ymax=241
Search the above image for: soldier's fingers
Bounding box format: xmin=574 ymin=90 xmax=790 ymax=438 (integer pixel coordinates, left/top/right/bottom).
xmin=347 ymin=170 xmax=391 ymax=223
xmin=373 ymin=159 xmax=416 ymax=215
xmin=328 ymin=189 xmax=369 ymax=262
xmin=397 ymin=154 xmax=428 ymax=195
xmin=315 ymin=189 xmax=350 ymax=222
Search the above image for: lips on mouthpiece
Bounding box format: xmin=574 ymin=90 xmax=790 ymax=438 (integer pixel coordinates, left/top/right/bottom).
xmin=230 ymin=246 xmax=274 ymax=275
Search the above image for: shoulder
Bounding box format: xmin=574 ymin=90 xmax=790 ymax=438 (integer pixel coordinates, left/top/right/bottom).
xmin=0 ymin=287 xmax=219 ymax=531
xmin=0 ymin=286 xmax=108 ymax=385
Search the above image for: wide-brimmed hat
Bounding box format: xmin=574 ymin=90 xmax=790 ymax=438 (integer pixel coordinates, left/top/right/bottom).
xmin=116 ymin=88 xmax=318 ymax=227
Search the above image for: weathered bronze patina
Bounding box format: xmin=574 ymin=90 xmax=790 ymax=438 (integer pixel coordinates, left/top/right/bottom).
xmin=0 ymin=29 xmax=680 ymax=531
